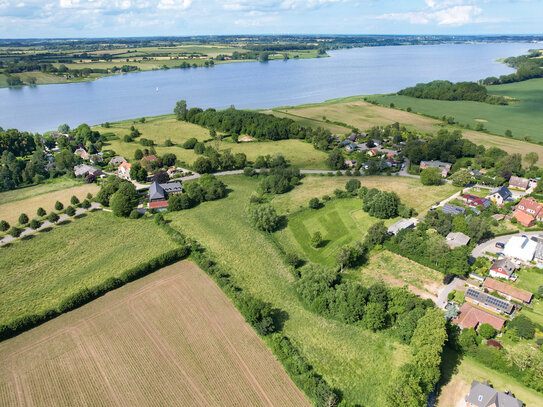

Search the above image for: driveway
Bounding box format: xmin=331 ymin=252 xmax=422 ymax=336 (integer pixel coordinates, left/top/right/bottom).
xmin=436 ymin=277 xmax=465 ymax=309
xmin=471 ymin=231 xmax=543 ymax=259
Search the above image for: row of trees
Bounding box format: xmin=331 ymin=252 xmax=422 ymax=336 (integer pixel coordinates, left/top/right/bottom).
xmin=398 ymin=80 xmax=507 ymax=104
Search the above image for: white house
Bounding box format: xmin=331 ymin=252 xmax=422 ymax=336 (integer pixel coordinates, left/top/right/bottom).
xmin=118 ymin=162 xmax=132 ymax=180
xmin=503 ymin=236 xmax=537 ymax=262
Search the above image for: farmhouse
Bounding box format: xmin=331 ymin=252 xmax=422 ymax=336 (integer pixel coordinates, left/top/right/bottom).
xmin=442 ymin=203 xmax=465 ymax=216
xmin=465 ymin=381 xmax=523 ymax=407
xmin=509 ymin=176 xmax=530 ymax=191
xmin=109 ymin=156 xmax=127 ymax=166
xmin=368 ymin=149 xmax=379 ymax=157
xmin=453 ymin=303 xmax=506 ymax=331
xmin=387 ymin=218 xmax=416 ymax=235
xmin=118 ymin=162 xmax=132 ymax=180
xmin=446 ymin=232 xmax=470 ymax=248
xmin=148 ymin=181 xmax=183 ymax=210
xmin=140 ymin=155 xmax=159 ymax=167
xmin=74 ymin=164 xmax=102 ymax=178
xmin=513 ymin=210 xmax=536 ymax=227
xmin=489 ymin=258 xmax=516 ymax=280
xmin=483 ymin=278 xmax=533 ymax=304
xmin=419 ymin=160 xmax=451 ymax=177
xmin=503 ymin=235 xmax=537 ymax=262
xmin=515 ymin=197 xmax=543 ymax=221
xmin=487 ymin=186 xmax=512 ymax=207
xmin=465 ymin=288 xmax=514 ymax=315
xmin=462 ymin=194 xmax=492 ymax=210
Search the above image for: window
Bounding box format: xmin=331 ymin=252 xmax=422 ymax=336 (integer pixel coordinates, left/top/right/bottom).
xmin=478 ymin=395 xmax=483 ymax=401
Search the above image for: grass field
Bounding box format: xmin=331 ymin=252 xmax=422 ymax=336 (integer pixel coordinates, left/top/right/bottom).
xmin=515 ymin=269 xmax=543 ymax=294
xmin=271 ymin=175 xmax=459 ymax=215
xmin=0 ymin=183 xmax=99 ymax=225
xmin=436 ymin=350 xmax=543 ymax=407
xmin=93 ymin=114 xmax=330 ymax=169
xmin=0 ymin=211 xmax=177 ymax=325
xmin=370 ymin=78 xmax=543 ymax=143
xmin=0 ymin=178 xmax=91 ymax=206
xmin=0 ymin=261 xmax=309 ymax=407
xmin=165 ymin=176 xmax=409 ymax=405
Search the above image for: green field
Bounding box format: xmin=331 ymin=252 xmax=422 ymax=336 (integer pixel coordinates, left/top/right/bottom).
xmin=371 ymin=78 xmax=543 ymax=142
xmin=516 ymin=269 xmax=543 ymax=294
xmin=93 ymin=115 xmax=330 ymax=169
xmin=165 ymin=175 xmax=409 ymax=405
xmin=0 ymin=211 xmax=177 ymax=325
xmin=0 ymin=177 xmax=90 ymax=206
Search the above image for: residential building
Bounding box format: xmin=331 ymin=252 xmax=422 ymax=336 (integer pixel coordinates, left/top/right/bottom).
xmin=140 ymin=155 xmax=158 ymax=167
xmin=487 ymin=186 xmax=512 ymax=207
xmin=515 ymin=197 xmax=543 ymax=221
xmin=387 ymin=218 xmax=416 ymax=235
xmin=442 ymin=203 xmax=465 ymax=216
xmin=109 ymin=156 xmax=126 ymax=166
xmin=452 ymin=303 xmax=506 ymax=331
xmin=513 ymin=211 xmax=536 ymax=227
xmin=147 ymin=181 xmax=183 ymax=210
xmin=489 ymin=258 xmax=516 ymax=280
xmin=464 ymin=288 xmax=514 ymax=315
xmin=503 ymin=235 xmax=537 ymax=262
xmin=492 ymin=214 xmax=506 ymax=221
xmin=483 ymin=278 xmax=533 ymax=304
xmin=535 ymin=243 xmax=543 ymax=263
xmin=238 ymin=135 xmax=254 ymax=142
xmin=509 ymin=176 xmax=530 ymax=191
xmin=462 ymin=194 xmax=492 ymax=210
xmin=345 ymin=160 xmax=358 ymax=168
xmin=346 ymin=143 xmax=358 ymax=151
xmin=419 ymin=160 xmax=452 ymax=177
xmin=368 ymin=149 xmax=379 ymax=157
xmin=74 ymin=147 xmax=87 ymax=157
xmin=469 ymin=273 xmax=485 ymax=282
xmin=73 ymin=164 xmax=102 ymax=178
xmin=465 ymin=381 xmax=523 ymax=407
xmin=446 ymin=232 xmax=471 ymax=248
xmin=118 ymin=162 xmax=132 ymax=180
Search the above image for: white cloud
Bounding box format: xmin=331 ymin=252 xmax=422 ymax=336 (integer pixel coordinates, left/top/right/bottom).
xmin=157 ymin=0 xmax=191 ymax=10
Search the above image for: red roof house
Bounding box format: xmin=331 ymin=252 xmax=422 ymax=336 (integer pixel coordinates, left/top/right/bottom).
xmin=483 ymin=278 xmax=533 ymax=304
xmin=452 ymin=303 xmax=506 ymax=331
xmin=515 ymin=197 xmax=543 ymax=221
xmin=513 ymin=211 xmax=536 ymax=227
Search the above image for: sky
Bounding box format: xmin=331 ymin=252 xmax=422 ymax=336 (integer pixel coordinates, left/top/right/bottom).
xmin=0 ymin=0 xmax=541 ymax=38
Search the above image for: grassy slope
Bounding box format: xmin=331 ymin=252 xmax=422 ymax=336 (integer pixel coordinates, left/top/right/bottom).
xmin=0 ymin=211 xmax=177 ymax=325
xmin=370 ymin=78 xmax=543 ymax=142
xmin=166 ymin=175 xmax=408 ymax=405
xmin=0 ymin=178 xmax=92 ymax=206
xmin=0 ymin=183 xmax=99 ymax=225
xmin=93 ymin=115 xmax=330 ymax=169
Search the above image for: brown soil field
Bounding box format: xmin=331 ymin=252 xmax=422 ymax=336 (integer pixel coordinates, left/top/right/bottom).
xmin=0 ymin=261 xmax=309 ymax=407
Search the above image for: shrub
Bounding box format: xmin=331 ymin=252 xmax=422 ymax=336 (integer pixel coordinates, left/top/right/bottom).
xmin=285 ymin=252 xmax=300 ymax=268
xmin=478 ymin=323 xmax=496 ymax=339
xmin=243 ymin=167 xmax=256 ymax=177
xmin=248 ymin=204 xmax=280 ymax=232
xmin=129 ymin=209 xmax=140 ymax=219
xmin=47 ymin=212 xmax=60 ymax=223
xmin=486 ymin=339 xmax=502 ymax=349
xmin=311 ymin=231 xmax=323 ymax=248
xmin=443 ymin=273 xmax=455 ymax=285
xmin=71 ymin=196 xmax=80 ymax=206
xmin=65 ymin=206 xmax=76 ymax=216
xmin=168 ymin=193 xmax=193 ymax=211
xmin=309 ymin=197 xmax=320 ymax=209
xmin=29 ymin=219 xmax=41 ymax=229
xmin=183 ymin=137 xmax=198 ymax=149
xmin=81 ymin=199 xmax=91 ymax=209
xmin=54 ymin=201 xmax=64 ymax=211
xmin=18 ymin=213 xmax=29 ymax=225
xmin=8 ymin=226 xmax=22 ymax=237
xmin=345 ymin=179 xmax=361 ymax=193
xmin=0 ymin=220 xmax=9 ymax=231
xmin=509 ymin=315 xmax=535 ymax=339
xmin=37 ymin=207 xmax=46 ymax=217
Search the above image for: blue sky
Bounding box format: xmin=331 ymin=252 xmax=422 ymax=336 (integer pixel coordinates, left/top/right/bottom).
xmin=0 ymin=0 xmax=541 ymax=38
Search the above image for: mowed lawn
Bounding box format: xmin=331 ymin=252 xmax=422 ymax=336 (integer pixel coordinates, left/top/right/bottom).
xmin=0 ymin=262 xmax=309 ymax=407
xmin=272 ymin=175 xmax=459 ymax=215
xmin=436 ymin=350 xmax=543 ymax=407
xmin=0 ymin=183 xmax=99 ymax=225
xmin=0 ymin=211 xmax=177 ymax=325
xmin=166 ymin=176 xmax=409 ymax=405
xmin=371 ymin=78 xmax=543 ymax=142
xmin=94 ymin=115 xmax=330 ymax=169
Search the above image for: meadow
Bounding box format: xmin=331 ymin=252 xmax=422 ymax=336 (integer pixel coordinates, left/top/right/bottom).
xmin=0 ymin=211 xmax=177 ymax=325
xmin=370 ymin=78 xmax=543 ymax=142
xmin=93 ymin=115 xmax=330 ymax=169
xmin=0 ymin=261 xmax=309 ymax=407
xmin=0 ymin=182 xmax=99 ymax=225
xmin=166 ymin=175 xmax=409 ymax=405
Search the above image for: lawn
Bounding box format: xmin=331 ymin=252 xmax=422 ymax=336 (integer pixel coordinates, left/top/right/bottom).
xmin=165 ymin=175 xmax=409 ymax=405
xmin=436 ymin=349 xmax=543 ymax=407
xmin=515 ymin=269 xmax=543 ymax=294
xmin=371 ymin=78 xmax=543 ymax=143
xmin=94 ymin=114 xmax=330 ymax=169
xmin=0 ymin=182 xmax=99 ymax=225
xmin=0 ymin=210 xmax=177 ymax=326
xmin=0 ymin=262 xmax=309 ymax=407
xmin=271 ymin=175 xmax=459 ymax=215
xmin=0 ymin=177 xmax=91 ymax=206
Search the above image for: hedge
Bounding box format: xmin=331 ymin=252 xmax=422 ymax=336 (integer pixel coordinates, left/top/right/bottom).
xmin=0 ymin=246 xmax=190 ymax=341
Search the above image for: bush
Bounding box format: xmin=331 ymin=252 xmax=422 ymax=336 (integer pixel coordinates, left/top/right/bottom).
xmin=54 ymin=201 xmax=64 ymax=211
xmin=65 ymin=205 xmax=76 ymax=216
xmin=129 ymin=209 xmax=140 ymax=219
xmin=183 ymin=137 xmax=198 ymax=149
xmin=509 ymin=315 xmax=535 ymax=339
xmin=70 ymin=195 xmax=80 ymax=206
xmin=285 ymin=252 xmax=300 ymax=268
xmin=0 ymin=220 xmax=9 ymax=231
xmin=29 ymin=219 xmax=41 ymax=229
xmin=81 ymin=199 xmax=91 ymax=209
xmin=47 ymin=212 xmax=60 ymax=223
xmin=311 ymin=231 xmax=323 ymax=248
xmin=345 ymin=179 xmax=361 ymax=193
xmin=243 ymin=167 xmax=256 ymax=177
xmin=478 ymin=323 xmax=496 ymax=339
xmin=248 ymin=204 xmax=280 ymax=232
xmin=37 ymin=207 xmax=46 ymax=217
xmin=309 ymin=197 xmax=320 ymax=209
xmin=168 ymin=193 xmax=193 ymax=211
xmin=18 ymin=213 xmax=29 ymax=225
xmin=420 ymin=168 xmax=442 ymax=185
xmin=8 ymin=226 xmax=22 ymax=238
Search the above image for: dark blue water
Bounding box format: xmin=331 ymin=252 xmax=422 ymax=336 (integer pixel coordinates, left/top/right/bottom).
xmin=0 ymin=42 xmax=533 ymax=133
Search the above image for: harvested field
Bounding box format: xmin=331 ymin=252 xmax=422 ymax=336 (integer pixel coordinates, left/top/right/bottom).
xmin=0 ymin=261 xmax=309 ymax=407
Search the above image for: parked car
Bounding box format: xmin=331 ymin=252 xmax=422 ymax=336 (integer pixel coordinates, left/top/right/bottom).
xmin=496 ymin=252 xmax=505 ymax=257
xmin=495 ymin=242 xmax=505 ymax=249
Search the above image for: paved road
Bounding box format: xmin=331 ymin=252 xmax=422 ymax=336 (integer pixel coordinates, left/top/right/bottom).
xmin=471 ymin=231 xmax=543 ymax=259
xmin=436 ymin=277 xmax=464 ymax=309
xmin=0 ymin=202 xmax=102 ymax=246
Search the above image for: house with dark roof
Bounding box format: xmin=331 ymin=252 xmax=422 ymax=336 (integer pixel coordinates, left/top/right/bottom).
xmin=446 ymin=232 xmax=471 ymax=248
xmin=419 ymin=160 xmax=452 ymax=177
xmin=487 ymin=186 xmax=513 ymax=207
xmin=489 ymin=258 xmax=517 ymax=280
xmin=387 ymin=218 xmax=416 ymax=235
xmin=509 ymin=176 xmax=530 ymax=191
xmin=109 ymin=156 xmax=126 ymax=166
xmin=465 ymin=381 xmax=523 ymax=407
xmin=73 ymin=164 xmax=102 ymax=178
xmin=462 ymin=194 xmax=492 ymax=210
xmin=148 ymin=181 xmax=183 ymax=210
xmin=465 ymin=288 xmax=514 ymax=315
xmin=442 ymin=203 xmax=465 ymax=216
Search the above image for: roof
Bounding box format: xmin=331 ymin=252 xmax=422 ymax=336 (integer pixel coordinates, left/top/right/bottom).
xmin=509 ymin=176 xmax=530 ymax=190
xmin=463 ymin=194 xmax=492 ymax=208
xmin=489 ymin=186 xmax=512 ymax=200
xmin=142 ymin=155 xmax=158 ymax=162
xmin=387 ymin=218 xmax=416 ymax=235
xmin=442 ymin=203 xmax=465 ymax=215
xmin=504 ymin=235 xmax=537 ymax=262
xmin=513 ymin=211 xmax=535 ymax=227
xmin=149 ymin=181 xmax=166 ymax=200
xmin=446 ymin=232 xmax=471 ymax=247
xmin=535 ymin=243 xmax=543 ymax=260
xmin=465 ymin=381 xmax=523 ymax=407
xmin=516 ymin=197 xmax=543 ymax=217
xmin=492 ymin=214 xmax=506 ymax=221
xmin=465 ymin=288 xmax=514 ymax=314
xmin=483 ymin=278 xmax=533 ymax=304
xmin=160 ymin=182 xmax=183 ymax=194
xmin=74 ymin=164 xmax=100 ymax=177
xmin=149 ymin=200 xmax=169 ymax=209
xmin=119 ymin=162 xmax=132 ymax=171
xmin=452 ymin=303 xmax=506 ymax=331
xmin=110 ymin=156 xmax=126 ymax=165
xmin=420 ymin=160 xmax=452 ymax=169
xmin=490 ymin=258 xmax=516 ymax=278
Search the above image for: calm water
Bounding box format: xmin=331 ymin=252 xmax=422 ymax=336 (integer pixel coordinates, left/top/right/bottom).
xmin=0 ymin=42 xmax=534 ymax=133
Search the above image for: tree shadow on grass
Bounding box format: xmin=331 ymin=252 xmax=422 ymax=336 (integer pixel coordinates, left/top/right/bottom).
xmin=1 ymin=242 xmax=13 ymax=248
xmin=272 ymin=309 xmax=289 ymax=332
xmin=39 ymin=227 xmax=53 ymax=233
xmin=435 ymin=345 xmax=463 ymax=400
xmin=57 ymin=219 xmax=72 ymax=226
xmin=274 ymin=215 xmax=289 ymax=232
xmin=74 ymin=213 xmax=87 ymax=220
xmin=21 ymin=234 xmax=35 ymax=241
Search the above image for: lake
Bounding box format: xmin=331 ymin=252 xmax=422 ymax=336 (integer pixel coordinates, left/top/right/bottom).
xmin=0 ymin=42 xmax=533 ymax=133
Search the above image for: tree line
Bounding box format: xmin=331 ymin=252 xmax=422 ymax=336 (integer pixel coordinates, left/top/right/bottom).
xmin=398 ymin=80 xmax=507 ymax=104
